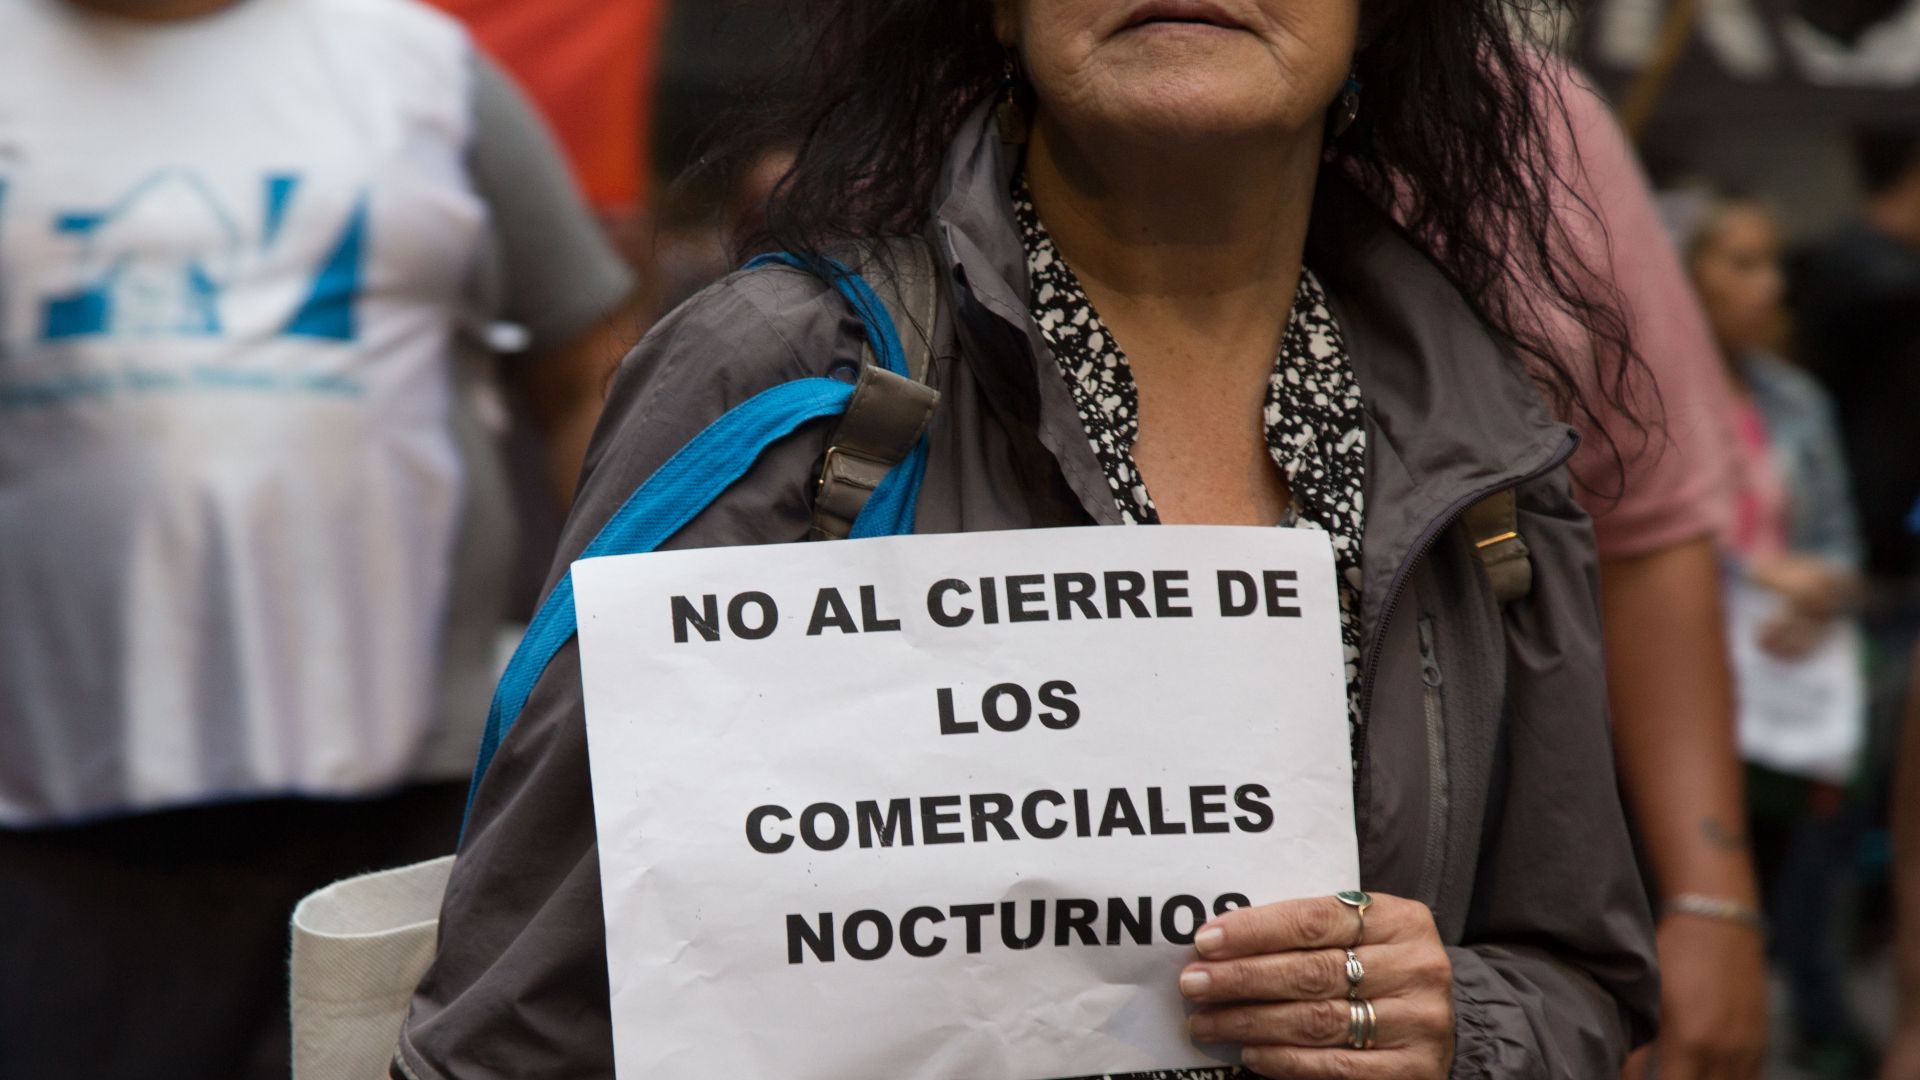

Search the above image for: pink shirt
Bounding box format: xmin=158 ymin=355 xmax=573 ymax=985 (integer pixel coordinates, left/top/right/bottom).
xmin=1728 ymin=398 xmax=1790 ymax=561
xmin=1541 ymin=62 xmax=1738 ymax=559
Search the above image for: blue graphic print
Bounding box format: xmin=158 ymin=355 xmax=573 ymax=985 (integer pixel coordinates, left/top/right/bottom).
xmin=35 ymin=170 xmax=366 ymax=344
xmin=282 ymin=194 xmax=367 ymax=342
xmin=41 ymin=170 xmax=238 ymax=340
xmin=263 ymin=173 xmax=300 ymax=247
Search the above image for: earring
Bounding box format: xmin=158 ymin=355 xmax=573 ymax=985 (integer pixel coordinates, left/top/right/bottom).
xmin=1332 ymin=72 xmax=1362 ymax=138
xmin=996 ymin=53 xmax=1029 ymax=145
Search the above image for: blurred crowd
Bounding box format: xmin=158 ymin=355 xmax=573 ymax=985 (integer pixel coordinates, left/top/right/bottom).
xmin=4 ymin=0 xmax=1920 ymax=1078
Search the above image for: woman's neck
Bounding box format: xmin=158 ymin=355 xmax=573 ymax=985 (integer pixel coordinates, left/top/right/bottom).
xmin=1021 ymin=117 xmax=1325 ymax=525
xmin=1021 ymin=115 xmax=1323 ymax=364
xmin=65 ymin=0 xmax=242 ymax=22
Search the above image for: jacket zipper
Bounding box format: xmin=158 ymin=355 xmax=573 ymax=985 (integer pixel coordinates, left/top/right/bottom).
xmin=1416 ymin=617 xmax=1449 ymax=904
xmin=1354 ymin=433 xmax=1578 ymax=778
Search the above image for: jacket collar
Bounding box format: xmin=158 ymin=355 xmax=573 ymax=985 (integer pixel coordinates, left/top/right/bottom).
xmin=1303 ymin=180 xmax=1577 ymax=632
xmin=926 ymin=103 xmax=1577 ymax=568
xmin=931 ymin=104 xmax=1126 ymax=525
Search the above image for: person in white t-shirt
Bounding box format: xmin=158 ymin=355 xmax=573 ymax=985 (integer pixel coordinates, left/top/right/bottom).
xmin=0 ymin=0 xmax=635 ymax=1075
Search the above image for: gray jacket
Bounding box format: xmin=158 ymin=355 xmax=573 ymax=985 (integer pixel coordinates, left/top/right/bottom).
xmin=399 ymin=108 xmax=1658 ymax=1079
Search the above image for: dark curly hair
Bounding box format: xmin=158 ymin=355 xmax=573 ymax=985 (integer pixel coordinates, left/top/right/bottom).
xmin=714 ymin=1 xmax=1648 ymax=475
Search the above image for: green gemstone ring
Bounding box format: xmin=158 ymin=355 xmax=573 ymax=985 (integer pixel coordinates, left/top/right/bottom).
xmin=1335 ymin=890 xmax=1372 ymax=945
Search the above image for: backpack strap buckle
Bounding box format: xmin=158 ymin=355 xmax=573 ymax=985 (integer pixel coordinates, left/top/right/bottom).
xmin=810 ymin=238 xmax=944 ymax=541
xmin=811 ymin=363 xmax=939 ymax=540
xmin=1463 ymin=490 xmax=1533 ymax=604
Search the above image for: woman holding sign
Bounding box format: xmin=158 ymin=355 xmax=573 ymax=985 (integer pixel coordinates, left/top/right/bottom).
xmin=400 ymin=1 xmax=1659 ymax=1077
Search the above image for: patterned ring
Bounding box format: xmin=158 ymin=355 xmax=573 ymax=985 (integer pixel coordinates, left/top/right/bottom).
xmin=1344 ymin=947 xmax=1365 ymax=999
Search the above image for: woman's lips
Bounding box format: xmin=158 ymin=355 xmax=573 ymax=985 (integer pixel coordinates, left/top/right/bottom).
xmin=1120 ymin=0 xmax=1247 ymax=32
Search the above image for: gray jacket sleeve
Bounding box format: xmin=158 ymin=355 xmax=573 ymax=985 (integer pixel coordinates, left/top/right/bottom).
xmin=1446 ymin=468 xmax=1661 ymax=1077
xmin=466 ymin=51 xmax=634 ymax=351
xmin=398 ymin=270 xmax=851 ymax=1080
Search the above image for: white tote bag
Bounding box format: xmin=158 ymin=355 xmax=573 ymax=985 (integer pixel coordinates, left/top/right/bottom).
xmin=290 ymin=856 xmax=454 ymax=1080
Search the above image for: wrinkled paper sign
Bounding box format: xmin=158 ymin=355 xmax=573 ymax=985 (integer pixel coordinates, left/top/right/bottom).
xmin=1728 ymin=577 xmax=1865 ymax=783
xmin=575 ymin=526 xmax=1357 ymax=1080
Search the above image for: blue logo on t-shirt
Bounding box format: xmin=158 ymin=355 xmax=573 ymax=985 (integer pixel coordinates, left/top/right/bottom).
xmin=38 ymin=170 xmax=366 ymax=344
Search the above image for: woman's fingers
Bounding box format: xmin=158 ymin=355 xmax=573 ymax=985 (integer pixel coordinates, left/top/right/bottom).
xmin=1189 ymin=993 xmax=1451 ymax=1051
xmin=1179 ymin=944 xmax=1440 ymax=1004
xmin=1189 ymin=998 xmax=1354 ymax=1049
xmin=1178 ymin=893 xmax=1456 ymax=1079
xmin=1194 ymin=893 xmax=1435 ymax=961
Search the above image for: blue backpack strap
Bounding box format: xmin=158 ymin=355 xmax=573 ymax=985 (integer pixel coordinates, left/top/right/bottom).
xmin=798 ymin=241 xmax=943 ymax=541
xmin=747 ymin=252 xmax=910 ymax=378
xmin=463 ymin=256 xmax=929 ymax=826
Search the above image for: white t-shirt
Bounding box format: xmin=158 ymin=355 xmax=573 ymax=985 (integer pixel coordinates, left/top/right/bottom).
xmin=0 ymin=0 xmax=629 ymax=824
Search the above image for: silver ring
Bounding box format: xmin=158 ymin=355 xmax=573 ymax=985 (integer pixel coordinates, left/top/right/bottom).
xmin=1346 ymin=997 xmax=1377 ymax=1050
xmin=1344 ymin=947 xmax=1365 ymax=999
xmin=1335 ymin=890 xmax=1372 ymax=948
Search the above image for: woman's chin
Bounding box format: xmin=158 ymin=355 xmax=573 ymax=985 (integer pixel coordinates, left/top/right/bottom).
xmin=1056 ymin=58 xmax=1311 ymax=147
xmin=1080 ymin=93 xmax=1297 ymax=147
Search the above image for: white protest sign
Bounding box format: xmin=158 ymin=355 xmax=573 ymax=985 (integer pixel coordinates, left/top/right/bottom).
xmin=575 ymin=526 xmax=1357 ymax=1080
xmin=1728 ymin=578 xmax=1865 ymax=783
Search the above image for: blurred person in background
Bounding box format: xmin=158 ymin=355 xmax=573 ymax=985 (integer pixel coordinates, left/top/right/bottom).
xmin=1673 ymin=190 xmax=1873 ymax=1077
xmin=0 ymin=0 xmax=633 ymax=1077
xmin=639 ymin=0 xmax=798 ymax=317
xmin=1794 ymin=134 xmax=1920 ymax=977
xmin=1795 ymin=129 xmax=1920 ymax=607
xmin=1539 ymin=63 xmax=1769 ymax=1080
xmin=411 ymin=0 xmax=671 ymax=619
xmin=1887 ymin=640 xmax=1920 ymax=1080
xmin=642 ymin=137 xmax=799 ymax=318
xmin=1873 ymin=142 xmax=1920 ymax=1080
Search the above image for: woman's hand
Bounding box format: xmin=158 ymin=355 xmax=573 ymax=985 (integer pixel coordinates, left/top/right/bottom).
xmin=1747 ymin=554 xmax=1857 ymax=623
xmin=1621 ymin=913 xmax=1768 ymax=1080
xmin=1759 ymin=608 xmax=1833 ymax=660
xmin=1179 ymin=893 xmax=1455 ymax=1079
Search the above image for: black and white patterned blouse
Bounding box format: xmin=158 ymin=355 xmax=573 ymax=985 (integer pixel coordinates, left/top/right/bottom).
xmin=1015 ymin=179 xmax=1367 ymax=742
xmin=1016 ymin=177 xmax=1368 ymax=1080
